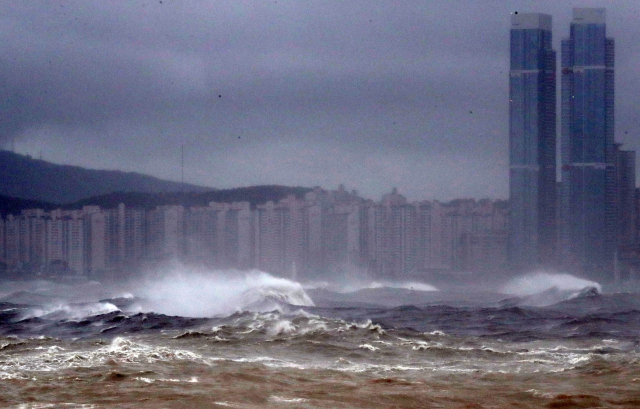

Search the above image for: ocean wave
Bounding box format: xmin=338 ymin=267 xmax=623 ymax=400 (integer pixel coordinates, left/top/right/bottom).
xmin=136 ymin=268 xmax=314 ymax=317
xmin=308 ymin=279 xmax=438 ymax=294
xmin=500 ymin=272 xmax=602 ymax=307
xmin=0 ymin=337 xmax=208 ymax=375
xmin=19 ymin=302 xmax=120 ymax=321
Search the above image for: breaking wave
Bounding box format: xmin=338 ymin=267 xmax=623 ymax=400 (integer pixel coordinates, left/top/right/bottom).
xmin=20 ymin=302 xmax=120 ymax=321
xmin=367 ymin=281 xmax=438 ymax=292
xmin=500 ymin=272 xmax=602 ymax=307
xmin=138 ymin=268 xmax=314 ymax=317
xmin=307 ymin=279 xmax=438 ymax=293
xmin=502 ymin=272 xmax=601 ymax=296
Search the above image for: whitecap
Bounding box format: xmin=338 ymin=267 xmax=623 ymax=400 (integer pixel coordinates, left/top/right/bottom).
xmin=502 ymin=272 xmax=601 ymax=299
xmin=269 ymin=396 xmax=309 ymax=404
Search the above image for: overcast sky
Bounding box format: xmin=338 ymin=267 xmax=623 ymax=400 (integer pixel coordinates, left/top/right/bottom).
xmin=1 ymin=0 xmax=639 ymax=201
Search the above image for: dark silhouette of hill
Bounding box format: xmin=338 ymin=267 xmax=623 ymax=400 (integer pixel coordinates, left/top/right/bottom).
xmin=0 ymin=150 xmax=210 ymax=203
xmin=0 ymin=195 xmax=59 ymax=217
xmin=0 ymin=186 xmax=313 ymax=216
xmin=67 ymin=185 xmax=313 ymax=210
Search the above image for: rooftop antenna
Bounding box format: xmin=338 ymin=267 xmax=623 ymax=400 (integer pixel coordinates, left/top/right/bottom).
xmin=181 ymin=144 xmax=184 ymax=190
xmin=181 ymin=144 xmax=185 ymax=207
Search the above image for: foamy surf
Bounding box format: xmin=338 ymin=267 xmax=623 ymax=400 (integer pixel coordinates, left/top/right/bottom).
xmin=500 ymin=272 xmax=602 ymax=307
xmin=2 ymin=273 xmax=640 ymax=408
xmin=502 ymin=271 xmax=602 ymax=296
xmin=136 ymin=268 xmax=314 ymax=317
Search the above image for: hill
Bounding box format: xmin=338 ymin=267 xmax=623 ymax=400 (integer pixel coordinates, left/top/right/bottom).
xmin=0 ymin=150 xmax=211 ymax=203
xmin=0 ymin=195 xmax=59 ymax=217
xmin=66 ymin=185 xmax=313 ymax=210
xmin=0 ymin=185 xmax=314 ymax=216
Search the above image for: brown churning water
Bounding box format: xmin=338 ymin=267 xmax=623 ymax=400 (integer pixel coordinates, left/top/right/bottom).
xmin=1 ymin=275 xmax=640 ymax=408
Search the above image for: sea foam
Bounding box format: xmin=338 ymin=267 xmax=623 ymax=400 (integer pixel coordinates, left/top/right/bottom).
xmin=137 ymin=267 xmax=314 ymax=317
xmin=501 ymin=271 xmax=601 ymax=296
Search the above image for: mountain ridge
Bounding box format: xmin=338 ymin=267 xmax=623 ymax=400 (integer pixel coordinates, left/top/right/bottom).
xmin=0 ymin=185 xmax=314 ymax=217
xmin=0 ymin=150 xmax=211 ymax=203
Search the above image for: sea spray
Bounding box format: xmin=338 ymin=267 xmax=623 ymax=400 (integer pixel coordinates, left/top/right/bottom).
xmin=499 ymin=271 xmax=602 ymax=307
xmin=367 ymin=281 xmax=438 ymax=292
xmin=304 ymin=279 xmax=438 ymax=293
xmin=501 ymin=271 xmax=602 ymax=296
xmin=136 ymin=267 xmax=314 ymax=317
xmin=20 ymin=301 xmax=120 ymax=321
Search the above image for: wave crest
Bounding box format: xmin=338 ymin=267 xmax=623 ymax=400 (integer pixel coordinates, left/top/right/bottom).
xmin=501 ymin=272 xmax=602 ymax=307
xmin=138 ymin=268 xmax=314 ymax=317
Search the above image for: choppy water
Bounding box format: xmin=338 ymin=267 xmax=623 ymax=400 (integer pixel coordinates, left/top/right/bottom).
xmin=1 ymin=272 xmax=640 ymax=408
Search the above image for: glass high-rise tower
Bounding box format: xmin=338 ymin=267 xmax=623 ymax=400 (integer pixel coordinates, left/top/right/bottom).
xmin=560 ymin=8 xmax=615 ymax=281
xmin=509 ymin=13 xmax=557 ymax=271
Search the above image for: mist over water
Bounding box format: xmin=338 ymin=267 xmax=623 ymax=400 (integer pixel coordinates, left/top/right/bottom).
xmin=502 ymin=271 xmax=602 ymax=296
xmin=302 ymin=271 xmax=438 ymax=294
xmin=367 ymin=281 xmax=438 ymax=292
xmin=0 ymin=269 xmax=607 ymax=317
xmin=136 ymin=267 xmax=314 ymax=317
xmin=3 ymin=268 xmax=640 ymax=408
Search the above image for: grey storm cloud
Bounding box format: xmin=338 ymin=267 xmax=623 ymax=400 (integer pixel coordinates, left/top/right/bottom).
xmin=1 ymin=0 xmax=640 ymax=201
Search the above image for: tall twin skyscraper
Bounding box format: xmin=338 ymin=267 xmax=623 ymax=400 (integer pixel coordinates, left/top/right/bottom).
xmin=509 ymin=8 xmax=618 ymax=281
xmin=509 ymin=13 xmax=557 ymax=272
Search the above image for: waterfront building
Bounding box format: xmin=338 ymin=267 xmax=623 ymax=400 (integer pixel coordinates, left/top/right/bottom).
xmin=185 ymin=205 xmax=219 ymax=267
xmin=65 ymin=215 xmax=84 ymax=275
xmin=616 ymin=146 xmax=636 ymax=249
xmin=255 ymin=196 xmax=306 ymax=277
xmin=323 ymin=203 xmax=361 ymax=273
xmin=458 ymin=200 xmax=509 ymax=275
xmin=560 ymin=8 xmax=615 ymax=281
xmin=4 ymin=215 xmax=20 ymax=270
xmin=45 ymin=216 xmax=64 ymax=270
xmin=615 ymin=145 xmax=637 ymax=282
xmin=224 ymin=202 xmax=253 ymax=270
xmin=509 ymin=12 xmax=557 ymax=271
xmin=0 ymin=190 xmax=510 ymax=281
xmin=255 ymin=200 xmax=286 ymax=274
xmin=123 ymin=205 xmax=146 ymax=267
xmin=85 ymin=207 xmax=107 ymax=276
xmin=303 ymin=191 xmax=324 ymax=277
xmin=146 ymin=205 xmax=185 ymax=262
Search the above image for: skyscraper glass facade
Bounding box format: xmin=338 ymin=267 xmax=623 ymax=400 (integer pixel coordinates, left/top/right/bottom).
xmin=509 ymin=13 xmax=556 ymax=271
xmin=560 ymin=8 xmax=615 ymax=281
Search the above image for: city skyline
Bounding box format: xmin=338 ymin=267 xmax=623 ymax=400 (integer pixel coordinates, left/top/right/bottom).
xmin=0 ymin=187 xmax=509 ymax=282
xmin=1 ymin=1 xmax=640 ymax=202
xmin=3 ymin=4 xmax=640 ymax=283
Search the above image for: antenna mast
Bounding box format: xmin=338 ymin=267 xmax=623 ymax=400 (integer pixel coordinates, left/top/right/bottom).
xmin=181 ymin=144 xmax=184 ymax=192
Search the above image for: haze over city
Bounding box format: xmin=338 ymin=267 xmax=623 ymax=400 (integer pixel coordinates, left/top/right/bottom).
xmin=4 ymin=3 xmax=640 ymax=407
xmin=2 ymin=0 xmax=640 ymax=201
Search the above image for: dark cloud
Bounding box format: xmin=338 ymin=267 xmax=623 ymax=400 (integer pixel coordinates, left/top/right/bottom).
xmin=1 ymin=0 xmax=639 ymax=200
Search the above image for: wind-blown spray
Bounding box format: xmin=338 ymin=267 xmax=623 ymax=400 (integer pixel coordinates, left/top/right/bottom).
xmin=137 ymin=267 xmax=314 ymax=317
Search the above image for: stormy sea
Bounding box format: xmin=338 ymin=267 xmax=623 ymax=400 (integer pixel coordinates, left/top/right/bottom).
xmin=1 ymin=269 xmax=640 ymax=408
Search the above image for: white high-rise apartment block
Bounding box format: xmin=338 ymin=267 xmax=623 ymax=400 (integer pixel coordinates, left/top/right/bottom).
xmin=86 ymin=208 xmax=107 ymax=275
xmin=255 ymin=200 xmax=284 ymax=274
xmin=0 ymin=189 xmax=510 ymax=281
xmin=147 ymin=205 xmax=185 ymax=261
xmin=185 ymin=205 xmax=218 ymax=267
xmin=65 ymin=216 xmax=84 ymax=275
xmin=4 ymin=215 xmax=19 ymax=269
xmin=46 ymin=216 xmax=64 ymax=269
